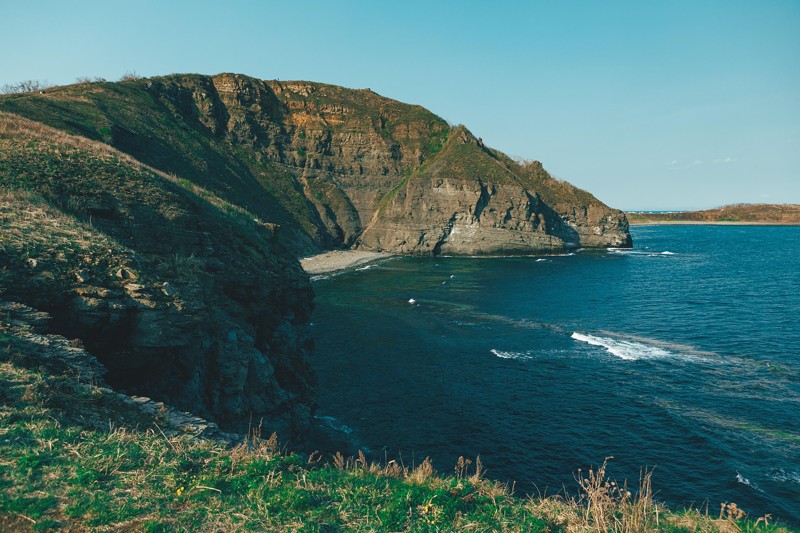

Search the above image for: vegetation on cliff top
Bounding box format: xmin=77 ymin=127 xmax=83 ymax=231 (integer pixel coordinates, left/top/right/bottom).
xmin=1 ymin=331 xmax=793 ymax=532
xmin=628 ymin=204 xmax=800 ymax=225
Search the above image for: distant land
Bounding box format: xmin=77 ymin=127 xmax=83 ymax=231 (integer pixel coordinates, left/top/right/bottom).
xmin=628 ymin=203 xmax=800 ymax=225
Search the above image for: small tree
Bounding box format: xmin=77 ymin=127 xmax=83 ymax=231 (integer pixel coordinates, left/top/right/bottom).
xmin=1 ymin=79 xmax=52 ymax=94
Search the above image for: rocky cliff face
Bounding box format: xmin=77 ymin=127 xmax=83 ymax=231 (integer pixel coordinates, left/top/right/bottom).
xmin=0 ymin=73 xmax=631 ymax=256
xmin=0 ymin=114 xmax=314 ymax=441
xmin=0 ymin=74 xmax=631 ymax=439
xmin=357 ymin=128 xmax=631 ymax=254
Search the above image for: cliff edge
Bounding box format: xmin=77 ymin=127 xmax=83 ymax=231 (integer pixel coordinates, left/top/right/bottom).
xmin=0 ymin=73 xmax=631 ymax=256
xmin=0 ymin=113 xmax=314 ymax=440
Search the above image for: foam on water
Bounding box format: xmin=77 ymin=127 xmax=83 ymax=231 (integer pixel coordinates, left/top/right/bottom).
xmin=768 ymin=468 xmax=800 ymax=485
xmin=607 ymin=248 xmax=676 ymax=257
xmin=491 ymin=349 xmax=533 ymax=361
xmin=571 ymin=332 xmax=676 ymax=361
xmin=314 ymin=415 xmax=353 ymax=434
xmin=736 ymin=472 xmax=764 ymax=493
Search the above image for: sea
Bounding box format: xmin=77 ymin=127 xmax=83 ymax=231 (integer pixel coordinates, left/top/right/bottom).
xmin=307 ymin=225 xmax=800 ymax=523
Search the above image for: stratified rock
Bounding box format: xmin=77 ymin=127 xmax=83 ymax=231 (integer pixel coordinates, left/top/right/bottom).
xmin=0 ymin=118 xmax=315 ymax=442
xmin=0 ymin=73 xmax=631 ymax=257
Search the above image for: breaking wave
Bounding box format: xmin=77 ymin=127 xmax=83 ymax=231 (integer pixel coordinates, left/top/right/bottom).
xmin=491 ymin=349 xmax=533 ymax=361
xmin=571 ymin=332 xmax=676 ymax=361
xmin=608 ymin=248 xmax=676 ymax=257
xmin=736 ymin=472 xmax=764 ymax=493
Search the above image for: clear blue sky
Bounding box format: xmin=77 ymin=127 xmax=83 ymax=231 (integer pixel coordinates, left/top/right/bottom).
xmin=3 ymin=0 xmax=798 ymax=210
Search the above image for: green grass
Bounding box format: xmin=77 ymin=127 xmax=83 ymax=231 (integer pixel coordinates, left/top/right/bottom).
xmin=0 ymin=332 xmax=794 ymax=532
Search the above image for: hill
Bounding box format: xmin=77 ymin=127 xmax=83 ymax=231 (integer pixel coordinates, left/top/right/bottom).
xmin=628 ymin=204 xmax=800 ymax=225
xmin=0 ymin=112 xmax=314 ymax=440
xmin=0 ymin=73 xmax=631 ymax=256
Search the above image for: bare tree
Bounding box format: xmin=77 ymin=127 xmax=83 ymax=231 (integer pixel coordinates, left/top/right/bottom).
xmin=75 ymin=76 xmax=107 ymax=84
xmin=1 ymin=79 xmax=52 ymax=94
xmin=119 ymin=71 xmax=142 ymax=81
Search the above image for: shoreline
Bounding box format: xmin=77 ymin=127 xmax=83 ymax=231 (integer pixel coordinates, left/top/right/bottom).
xmin=629 ymin=220 xmax=800 ymax=226
xmin=300 ymin=250 xmax=394 ymax=275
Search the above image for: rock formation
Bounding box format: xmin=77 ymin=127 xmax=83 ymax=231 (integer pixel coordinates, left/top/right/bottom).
xmin=0 ymin=113 xmax=314 ymax=440
xmin=0 ymin=73 xmax=631 ymax=257
xmin=0 ymin=74 xmax=631 ymax=440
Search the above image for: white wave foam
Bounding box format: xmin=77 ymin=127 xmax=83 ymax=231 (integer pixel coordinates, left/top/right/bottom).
xmin=768 ymin=468 xmax=800 ymax=485
xmin=355 ymin=264 xmax=374 ymax=271
xmin=736 ymin=472 xmax=764 ymax=493
xmin=571 ymin=332 xmax=675 ymax=361
xmin=314 ymin=415 xmax=353 ymax=434
xmin=310 ymin=274 xmax=330 ymax=281
xmin=491 ymin=349 xmax=533 ymax=361
xmin=535 ymin=258 xmax=547 ymax=262
xmin=607 ymin=248 xmax=676 ymax=257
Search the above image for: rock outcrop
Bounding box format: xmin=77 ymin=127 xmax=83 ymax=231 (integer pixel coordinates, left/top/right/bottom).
xmin=0 ymin=74 xmax=631 ymax=441
xmin=0 ymin=114 xmax=314 ymax=441
xmin=0 ymin=73 xmax=631 ymax=256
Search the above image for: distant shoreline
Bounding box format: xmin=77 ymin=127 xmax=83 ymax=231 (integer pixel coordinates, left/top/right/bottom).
xmin=629 ymin=220 xmax=800 ymax=226
xmin=626 ymin=203 xmax=800 ymax=226
xmin=300 ymin=250 xmax=394 ymax=275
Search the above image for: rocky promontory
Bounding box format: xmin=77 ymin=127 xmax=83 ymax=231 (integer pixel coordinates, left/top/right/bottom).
xmin=1 ymin=73 xmax=631 ymax=257
xmin=0 ymin=73 xmax=631 ymax=439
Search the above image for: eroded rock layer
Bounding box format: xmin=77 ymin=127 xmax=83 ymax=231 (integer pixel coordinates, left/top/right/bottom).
xmin=0 ymin=114 xmax=314 ymax=440
xmin=0 ymin=73 xmax=631 ymax=256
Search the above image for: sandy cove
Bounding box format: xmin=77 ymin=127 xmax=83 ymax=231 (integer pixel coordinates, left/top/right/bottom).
xmin=300 ymin=250 xmax=394 ymax=275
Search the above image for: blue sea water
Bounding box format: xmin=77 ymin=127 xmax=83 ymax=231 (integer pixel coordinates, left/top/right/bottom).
xmin=308 ymin=225 xmax=800 ymax=522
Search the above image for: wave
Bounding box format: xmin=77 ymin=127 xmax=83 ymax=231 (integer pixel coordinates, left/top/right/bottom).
xmin=607 ymin=249 xmax=677 ymax=258
xmin=767 ymin=468 xmax=800 ymax=485
xmin=736 ymin=472 xmax=764 ymax=493
xmin=571 ymin=332 xmax=676 ymax=361
xmin=314 ymin=415 xmax=353 ymax=434
xmin=491 ymin=349 xmax=533 ymax=361
xmin=310 ymin=274 xmax=330 ymax=281
xmin=356 ymin=264 xmax=375 ymax=271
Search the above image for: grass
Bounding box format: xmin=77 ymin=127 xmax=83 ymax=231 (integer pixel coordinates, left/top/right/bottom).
xmin=0 ymin=330 xmax=794 ymax=532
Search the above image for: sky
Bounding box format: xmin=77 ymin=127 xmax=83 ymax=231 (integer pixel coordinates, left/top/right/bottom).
xmin=2 ymin=0 xmax=798 ymax=210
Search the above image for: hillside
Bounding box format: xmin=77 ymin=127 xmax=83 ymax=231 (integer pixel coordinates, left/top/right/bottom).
xmin=0 ymin=113 xmax=314 ymax=440
xmin=628 ymin=204 xmax=800 ymax=225
xmin=0 ymin=73 xmax=631 ymax=256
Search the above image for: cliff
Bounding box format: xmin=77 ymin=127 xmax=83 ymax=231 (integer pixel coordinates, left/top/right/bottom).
xmin=0 ymin=73 xmax=631 ymax=256
xmin=0 ymin=113 xmax=314 ymax=440
xmin=0 ymin=73 xmax=631 ymax=440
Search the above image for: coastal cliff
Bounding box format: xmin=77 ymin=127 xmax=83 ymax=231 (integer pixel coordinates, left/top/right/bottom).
xmin=0 ymin=73 xmax=631 ymax=256
xmin=0 ymin=73 xmax=630 ymax=439
xmin=0 ymin=113 xmax=314 ymax=440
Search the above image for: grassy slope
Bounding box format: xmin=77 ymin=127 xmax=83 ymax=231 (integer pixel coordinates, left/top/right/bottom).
xmin=628 ymin=204 xmax=800 ymax=225
xmin=0 ymin=76 xmax=324 ymax=254
xmin=1 ymin=335 xmax=793 ymax=532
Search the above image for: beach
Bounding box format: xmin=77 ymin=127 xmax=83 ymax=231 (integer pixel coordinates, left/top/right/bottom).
xmin=300 ymin=250 xmax=393 ymax=275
